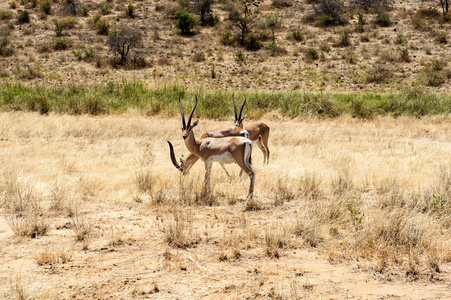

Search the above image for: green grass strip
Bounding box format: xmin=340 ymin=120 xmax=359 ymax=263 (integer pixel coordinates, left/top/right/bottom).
xmin=0 ymin=81 xmax=450 ymax=119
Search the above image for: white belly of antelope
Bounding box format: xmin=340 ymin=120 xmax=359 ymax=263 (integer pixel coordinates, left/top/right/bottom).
xmin=207 ymin=152 xmax=235 ymax=164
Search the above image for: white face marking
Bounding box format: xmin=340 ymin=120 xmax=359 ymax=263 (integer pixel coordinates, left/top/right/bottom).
xmin=207 ymin=152 xmax=235 ymax=164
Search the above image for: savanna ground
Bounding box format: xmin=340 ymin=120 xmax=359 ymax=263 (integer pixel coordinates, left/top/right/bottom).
xmin=1 ymin=112 xmax=451 ymax=299
xmin=1 ymin=0 xmax=451 ymax=298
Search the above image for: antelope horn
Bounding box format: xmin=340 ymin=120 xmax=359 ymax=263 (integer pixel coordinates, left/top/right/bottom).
xmin=167 ymin=141 xmax=183 ymax=172
xmin=179 ymin=96 xmax=186 ymax=130
xmin=239 ymin=94 xmax=246 ymax=120
xmin=232 ymin=94 xmax=237 ymax=120
xmin=187 ymin=96 xmax=197 ymax=128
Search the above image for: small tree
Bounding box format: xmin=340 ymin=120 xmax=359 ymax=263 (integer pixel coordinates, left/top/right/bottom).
xmin=17 ymin=10 xmax=30 ymax=23
xmin=174 ymin=10 xmax=200 ymax=35
xmin=192 ymin=0 xmax=215 ymax=25
xmin=107 ymin=27 xmax=143 ymax=65
xmin=125 ymin=4 xmax=135 ymax=18
xmin=313 ymin=0 xmax=347 ymax=26
xmin=266 ymin=15 xmax=278 ymax=45
xmin=227 ymin=0 xmax=257 ymax=45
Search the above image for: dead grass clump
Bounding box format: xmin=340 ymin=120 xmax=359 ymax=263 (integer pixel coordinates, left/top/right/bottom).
xmin=1 ymin=175 xmax=39 ymax=215
xmin=265 ymin=227 xmax=288 ymax=258
xmin=273 ymin=177 xmax=296 ymax=206
xmin=365 ymin=64 xmax=393 ymax=84
xmin=7 ymin=213 xmax=50 ymax=238
xmin=36 ymin=247 xmax=73 ymax=265
xmin=135 ymin=169 xmax=154 ymax=194
xmin=161 ymin=208 xmax=200 ymax=248
xmin=71 ymin=212 xmax=92 ymax=244
xmin=298 ymin=171 xmax=322 ymax=200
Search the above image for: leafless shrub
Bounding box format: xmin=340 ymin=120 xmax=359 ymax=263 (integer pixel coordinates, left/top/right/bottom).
xmin=107 ymin=27 xmax=143 ymax=65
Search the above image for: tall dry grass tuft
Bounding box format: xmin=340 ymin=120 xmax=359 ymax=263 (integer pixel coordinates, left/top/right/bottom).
xmin=160 ymin=208 xmax=200 ymax=248
xmin=7 ymin=213 xmax=50 ymax=238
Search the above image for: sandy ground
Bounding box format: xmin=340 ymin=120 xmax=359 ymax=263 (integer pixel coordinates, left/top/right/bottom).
xmin=0 ymin=112 xmax=451 ymax=299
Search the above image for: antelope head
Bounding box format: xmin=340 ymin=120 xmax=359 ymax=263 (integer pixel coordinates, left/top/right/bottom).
xmin=168 ymin=96 xmax=199 ymax=173
xmin=179 ymin=96 xmax=199 ymax=140
xmin=232 ymin=94 xmax=247 ymax=128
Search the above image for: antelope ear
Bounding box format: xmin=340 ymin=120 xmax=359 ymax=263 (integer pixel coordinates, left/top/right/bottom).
xmin=241 ymin=114 xmax=247 ymax=121
xmin=191 ymin=120 xmax=199 ymax=128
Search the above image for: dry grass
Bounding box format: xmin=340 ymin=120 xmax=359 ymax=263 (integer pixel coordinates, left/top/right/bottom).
xmin=0 ymin=112 xmax=450 ymax=298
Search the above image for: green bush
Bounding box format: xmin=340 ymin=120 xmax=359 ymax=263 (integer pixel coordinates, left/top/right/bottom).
xmin=125 ymin=4 xmax=135 ymax=18
xmin=220 ymin=30 xmax=235 ymax=45
xmin=305 ymin=48 xmax=319 ymax=62
xmin=291 ymin=30 xmax=303 ymax=41
xmin=244 ymin=33 xmax=260 ymax=50
xmin=96 ymin=19 xmax=110 ymax=35
xmin=174 ymin=10 xmax=200 ymax=35
xmin=375 ymin=9 xmax=391 ymax=27
xmin=40 ymin=0 xmax=52 ymax=15
xmin=81 ymin=6 xmax=89 ymax=16
xmin=17 ymin=10 xmax=30 ymax=23
xmin=52 ymin=37 xmax=72 ymax=50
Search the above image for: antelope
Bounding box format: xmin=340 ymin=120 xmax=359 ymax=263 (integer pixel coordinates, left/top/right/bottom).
xmin=232 ymin=95 xmax=270 ymax=164
xmin=176 ymin=95 xmax=270 ymax=175
xmin=167 ymin=97 xmax=255 ymax=199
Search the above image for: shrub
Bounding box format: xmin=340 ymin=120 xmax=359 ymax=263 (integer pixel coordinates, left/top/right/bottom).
xmin=107 ymin=27 xmax=143 ymax=65
xmin=365 ymin=64 xmax=392 ymax=83
xmin=305 ymin=48 xmax=319 ymax=62
xmin=125 ymin=4 xmax=135 ymax=18
xmin=431 ymin=59 xmax=445 ymax=71
xmin=350 ymin=0 xmax=391 ymax=11
xmin=73 ymin=47 xmax=95 ymax=62
xmin=0 ymin=9 xmax=13 ymax=20
xmin=191 ymin=50 xmax=205 ymax=62
xmin=425 ymin=70 xmax=444 ymax=87
xmin=17 ymin=10 xmax=30 ymax=23
xmin=435 ymin=32 xmax=447 ymax=44
xmin=313 ymin=0 xmax=347 ymax=26
xmin=0 ymin=36 xmax=14 ymax=57
xmin=235 ymin=50 xmax=245 ymax=64
xmin=40 ymin=0 xmax=52 ymax=15
xmin=52 ymin=37 xmax=72 ymax=50
xmin=291 ymin=30 xmax=303 ymax=42
xmin=220 ymin=30 xmax=235 ymax=45
xmin=96 ymin=19 xmax=110 ymax=35
xmin=398 ymin=48 xmax=410 ymax=62
xmin=9 ymin=2 xmax=16 ymax=9
xmin=81 ymin=6 xmax=89 ymax=16
xmin=54 ymin=19 xmax=63 ymax=36
xmin=334 ymin=30 xmax=351 ymax=47
xmin=192 ymin=0 xmax=215 ymax=26
xmin=174 ymin=10 xmax=200 ymax=34
xmin=375 ymin=9 xmax=391 ymax=27
xmin=100 ymin=3 xmax=111 ymax=15
xmin=272 ymin=0 xmax=292 ymax=8
xmin=244 ymin=32 xmax=260 ymax=50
